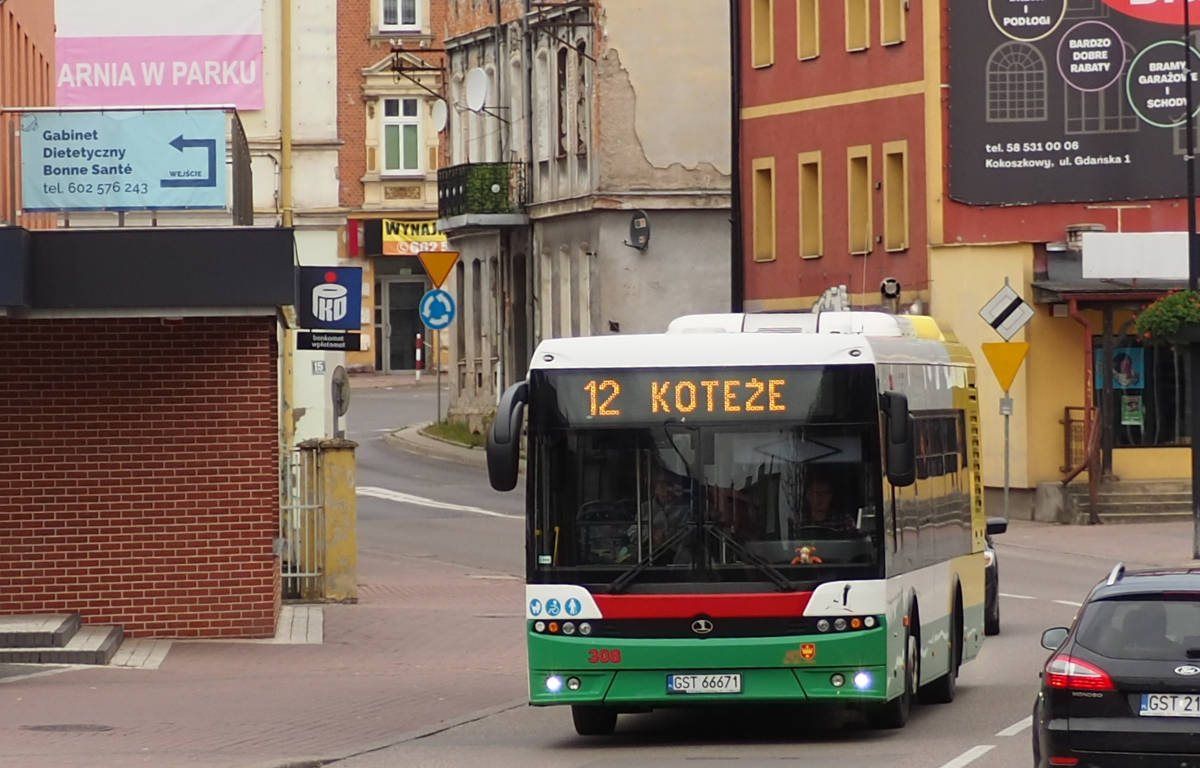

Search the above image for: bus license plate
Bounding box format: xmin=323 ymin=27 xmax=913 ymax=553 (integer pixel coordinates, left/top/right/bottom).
xmin=1141 ymin=694 xmax=1200 ymax=717
xmin=667 ymin=673 xmax=742 ymax=694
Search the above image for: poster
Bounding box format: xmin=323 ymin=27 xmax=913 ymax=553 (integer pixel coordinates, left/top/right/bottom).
xmin=1121 ymin=394 xmax=1145 ymax=426
xmin=1094 ymin=346 xmax=1145 ymax=390
xmin=949 ymin=0 xmax=1200 ymax=205
xmin=382 ymin=219 xmax=449 ymax=256
xmin=55 ymin=0 xmax=264 ymax=111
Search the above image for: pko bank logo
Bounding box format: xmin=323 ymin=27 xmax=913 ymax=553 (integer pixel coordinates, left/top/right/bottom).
xmin=298 ymin=267 xmax=362 ymax=331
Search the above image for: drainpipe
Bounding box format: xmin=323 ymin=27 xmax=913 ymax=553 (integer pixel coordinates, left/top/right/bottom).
xmin=729 ymin=0 xmax=744 ymax=313
xmin=1067 ymin=298 xmax=1101 ymax=523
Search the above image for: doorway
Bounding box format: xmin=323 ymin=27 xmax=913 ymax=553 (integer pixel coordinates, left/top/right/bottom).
xmin=379 ymin=279 xmax=427 ymax=372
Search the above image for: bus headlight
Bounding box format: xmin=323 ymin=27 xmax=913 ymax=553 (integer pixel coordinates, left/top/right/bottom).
xmin=579 ymin=622 xmax=592 ymax=636
xmin=834 ymin=618 xmax=847 ymax=631
xmin=817 ymin=619 xmax=830 ymax=632
xmin=854 ymin=671 xmax=872 ymax=690
xmin=545 ymin=675 xmax=564 ymax=693
xmin=563 ymin=622 xmax=576 ymax=635
xmin=567 ymin=677 xmax=582 ymax=691
xmin=534 ymin=621 xmax=546 ymax=633
xmin=864 ymin=616 xmax=876 ymax=628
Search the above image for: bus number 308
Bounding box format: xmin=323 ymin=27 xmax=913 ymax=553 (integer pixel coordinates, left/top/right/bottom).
xmin=588 ymin=649 xmax=622 ymax=664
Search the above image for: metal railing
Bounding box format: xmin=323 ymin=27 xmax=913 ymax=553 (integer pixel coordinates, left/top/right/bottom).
xmin=280 ymin=448 xmax=324 ymax=599
xmin=1061 ymin=407 xmax=1088 ymax=474
xmin=437 ymin=162 xmax=529 ymax=219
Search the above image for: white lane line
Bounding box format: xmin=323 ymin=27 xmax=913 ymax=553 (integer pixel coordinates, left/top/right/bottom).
xmin=357 ymin=486 xmax=523 ymax=520
xmin=996 ymin=716 xmax=1032 ymax=737
xmin=937 ymin=745 xmax=995 ymax=768
xmin=1053 ymin=600 xmax=1083 ymax=607
xmin=1000 ymin=593 xmax=1036 ymax=600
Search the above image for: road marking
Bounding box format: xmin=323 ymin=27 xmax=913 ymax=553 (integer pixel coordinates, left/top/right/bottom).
xmin=1053 ymin=600 xmax=1083 ymax=607
xmin=1000 ymin=593 xmax=1036 ymax=600
xmin=357 ymin=486 xmax=522 ymax=520
xmin=996 ymin=715 xmax=1032 ymax=737
xmin=937 ymin=745 xmax=994 ymax=768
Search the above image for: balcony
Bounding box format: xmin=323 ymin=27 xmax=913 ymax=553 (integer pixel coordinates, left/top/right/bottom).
xmin=437 ymin=162 xmax=529 ymax=232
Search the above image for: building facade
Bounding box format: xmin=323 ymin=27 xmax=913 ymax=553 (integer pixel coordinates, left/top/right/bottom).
xmin=339 ymin=0 xmax=448 ymax=373
xmin=439 ymin=0 xmax=735 ymax=430
xmin=738 ymin=0 xmax=1197 ymax=517
xmin=0 ymin=0 xmax=54 ymax=228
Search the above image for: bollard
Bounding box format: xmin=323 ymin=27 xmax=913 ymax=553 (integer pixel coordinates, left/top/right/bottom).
xmin=415 ymin=333 xmax=423 ymax=381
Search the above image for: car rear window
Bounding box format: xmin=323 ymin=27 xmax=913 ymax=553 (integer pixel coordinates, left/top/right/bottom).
xmin=1076 ymin=598 xmax=1200 ymax=660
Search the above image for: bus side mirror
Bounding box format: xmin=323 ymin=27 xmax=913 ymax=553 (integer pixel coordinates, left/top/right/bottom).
xmin=487 ymin=381 xmax=528 ymax=492
xmin=882 ymin=392 xmax=916 ymax=488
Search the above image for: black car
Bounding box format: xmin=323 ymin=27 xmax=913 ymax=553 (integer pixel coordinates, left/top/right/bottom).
xmin=1033 ymin=564 xmax=1200 ymax=768
xmin=985 ymin=517 xmax=1006 ymax=636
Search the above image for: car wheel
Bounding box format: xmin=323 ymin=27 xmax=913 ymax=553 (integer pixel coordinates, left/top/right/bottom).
xmin=868 ymin=609 xmax=918 ymax=729
xmin=572 ymin=705 xmax=618 ymax=736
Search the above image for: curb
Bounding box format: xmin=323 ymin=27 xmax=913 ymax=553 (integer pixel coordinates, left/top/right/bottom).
xmin=384 ymin=423 xmax=527 ymax=475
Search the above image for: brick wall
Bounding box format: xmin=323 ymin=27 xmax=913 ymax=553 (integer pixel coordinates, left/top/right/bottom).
xmin=0 ymin=317 xmax=281 ymax=639
xmin=337 ymin=0 xmax=448 ymax=208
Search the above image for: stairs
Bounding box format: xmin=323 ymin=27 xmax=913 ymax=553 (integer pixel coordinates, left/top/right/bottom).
xmin=0 ymin=614 xmax=123 ymax=665
xmin=1067 ymin=480 xmax=1193 ymax=524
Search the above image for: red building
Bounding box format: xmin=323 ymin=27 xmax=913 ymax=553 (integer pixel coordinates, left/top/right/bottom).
xmin=737 ymin=0 xmax=1198 ymax=518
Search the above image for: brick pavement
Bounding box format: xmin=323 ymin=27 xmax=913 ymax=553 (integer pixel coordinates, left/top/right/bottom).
xmin=0 ymin=552 xmax=527 ymax=768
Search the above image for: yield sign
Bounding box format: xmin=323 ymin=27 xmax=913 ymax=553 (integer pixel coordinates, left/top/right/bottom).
xmin=418 ymin=251 xmax=460 ymax=290
xmin=981 ymin=342 xmax=1030 ymax=393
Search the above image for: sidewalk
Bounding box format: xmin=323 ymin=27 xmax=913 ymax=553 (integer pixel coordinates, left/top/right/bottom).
xmin=0 ymin=553 xmax=527 ymax=768
xmin=1000 ymin=518 xmax=1199 ymax=569
xmin=348 ymin=371 xmax=438 ymax=390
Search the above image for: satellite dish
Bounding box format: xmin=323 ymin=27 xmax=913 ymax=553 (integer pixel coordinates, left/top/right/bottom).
xmin=465 ymin=68 xmax=489 ymax=112
xmin=432 ymin=99 xmax=449 ymax=133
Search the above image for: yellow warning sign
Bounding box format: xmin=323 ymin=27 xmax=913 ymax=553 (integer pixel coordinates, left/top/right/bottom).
xmin=981 ymin=342 xmax=1030 ymax=393
xmin=418 ymin=251 xmax=460 ymax=290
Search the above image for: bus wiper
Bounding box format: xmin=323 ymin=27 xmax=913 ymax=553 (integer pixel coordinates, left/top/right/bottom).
xmin=702 ymin=523 xmax=797 ymax=592
xmin=607 ymin=523 xmax=697 ymax=595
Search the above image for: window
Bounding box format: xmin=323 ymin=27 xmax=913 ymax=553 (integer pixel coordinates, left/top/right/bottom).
xmin=381 ymin=0 xmax=418 ymax=30
xmin=914 ymin=413 xmax=966 ymax=480
xmin=846 ymin=0 xmax=869 ymax=51
xmin=798 ymin=0 xmax=820 ymax=60
xmin=576 ymin=41 xmax=590 ymax=156
xmin=798 ymin=151 xmax=822 ymax=259
xmin=883 ymin=141 xmax=908 ymax=252
xmin=752 ymin=158 xmax=776 ymax=262
xmin=847 ymin=146 xmax=871 ymax=255
xmin=881 ymin=0 xmax=905 ymax=46
xmin=383 ymin=97 xmax=421 ymax=175
xmin=752 ymin=0 xmax=775 ymax=67
xmin=556 ymin=47 xmax=569 ymax=158
xmin=1094 ymin=340 xmax=1191 ymax=448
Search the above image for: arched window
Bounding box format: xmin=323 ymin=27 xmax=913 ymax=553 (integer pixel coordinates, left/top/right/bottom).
xmin=576 ymin=41 xmax=590 ymax=156
xmin=986 ymin=42 xmax=1048 ymax=123
xmin=556 ymin=47 xmax=570 ymax=158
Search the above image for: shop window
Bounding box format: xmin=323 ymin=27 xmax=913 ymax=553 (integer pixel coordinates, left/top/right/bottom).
xmin=883 ymin=141 xmax=909 ymax=252
xmin=753 ymin=158 xmax=777 ymax=262
xmin=848 ymin=146 xmax=871 ymax=255
xmin=846 ymin=0 xmax=869 ymax=51
xmin=753 ymin=0 xmax=775 ymax=67
xmin=798 ymin=0 xmax=820 ymax=60
xmin=799 ymin=151 xmax=823 ymax=259
xmin=1095 ymin=340 xmax=1191 ymax=447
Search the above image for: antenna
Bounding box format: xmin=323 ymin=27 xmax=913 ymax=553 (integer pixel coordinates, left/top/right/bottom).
xmin=465 ymin=68 xmax=489 ymax=112
xmin=432 ymin=99 xmax=449 ymax=133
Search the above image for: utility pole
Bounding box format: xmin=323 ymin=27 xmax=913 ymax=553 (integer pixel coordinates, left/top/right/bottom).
xmin=1184 ymin=0 xmax=1200 ymax=558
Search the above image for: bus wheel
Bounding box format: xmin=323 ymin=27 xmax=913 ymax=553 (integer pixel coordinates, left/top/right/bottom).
xmin=919 ymin=596 xmax=960 ymax=705
xmin=867 ymin=616 xmax=916 ymax=729
xmin=572 ymin=705 xmax=618 ymax=736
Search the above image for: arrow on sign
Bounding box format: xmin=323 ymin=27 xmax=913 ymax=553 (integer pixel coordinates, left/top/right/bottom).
xmin=981 ymin=342 xmax=1030 ymax=393
xmin=160 ymin=135 xmax=218 ymax=188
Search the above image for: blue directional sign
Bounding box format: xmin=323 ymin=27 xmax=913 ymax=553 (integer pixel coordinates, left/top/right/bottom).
xmin=420 ymin=289 xmax=457 ymax=331
xmin=21 ymin=109 xmax=228 ymax=212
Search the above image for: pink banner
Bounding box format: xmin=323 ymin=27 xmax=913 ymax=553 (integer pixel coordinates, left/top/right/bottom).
xmin=56 ymin=35 xmax=263 ymax=110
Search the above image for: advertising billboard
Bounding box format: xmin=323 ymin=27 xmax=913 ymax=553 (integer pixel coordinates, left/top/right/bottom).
xmin=55 ymin=0 xmax=264 ymax=111
xmin=949 ymin=0 xmax=1200 ymax=205
xmin=21 ymin=110 xmax=228 ymax=212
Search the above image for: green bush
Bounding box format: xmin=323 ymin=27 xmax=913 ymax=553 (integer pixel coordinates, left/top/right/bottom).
xmin=424 ymin=419 xmax=487 ymax=448
xmin=1136 ymin=290 xmax=1200 ymax=344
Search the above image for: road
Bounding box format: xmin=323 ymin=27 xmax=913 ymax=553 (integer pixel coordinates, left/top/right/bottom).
xmin=344 ymin=384 xmax=1147 ymax=768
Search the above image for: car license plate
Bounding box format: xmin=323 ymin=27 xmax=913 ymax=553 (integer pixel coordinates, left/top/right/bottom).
xmin=1141 ymin=694 xmax=1200 ymax=717
xmin=667 ymin=673 xmax=742 ymax=694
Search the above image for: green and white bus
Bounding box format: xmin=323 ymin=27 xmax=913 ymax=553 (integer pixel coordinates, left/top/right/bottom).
xmin=487 ymin=311 xmax=995 ymax=735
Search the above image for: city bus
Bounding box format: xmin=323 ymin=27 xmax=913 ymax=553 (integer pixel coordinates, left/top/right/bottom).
xmin=486 ymin=311 xmax=994 ymax=735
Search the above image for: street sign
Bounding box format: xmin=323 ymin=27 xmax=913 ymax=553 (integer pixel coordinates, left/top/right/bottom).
xmin=21 ymin=109 xmax=228 ymax=212
xmin=298 ymin=267 xmax=363 ymax=331
xmin=331 ymin=366 xmax=351 ymax=418
xmin=297 ymin=331 xmax=362 ymax=351
xmin=420 ymin=289 xmax=456 ymax=331
xmin=418 ymin=251 xmax=460 ymax=290
xmin=979 ymin=284 xmax=1034 ymax=341
xmin=982 ymin=342 xmax=1030 ymax=393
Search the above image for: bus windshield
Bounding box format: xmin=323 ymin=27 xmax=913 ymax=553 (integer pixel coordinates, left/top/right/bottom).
xmin=527 ymin=365 xmax=884 ymax=590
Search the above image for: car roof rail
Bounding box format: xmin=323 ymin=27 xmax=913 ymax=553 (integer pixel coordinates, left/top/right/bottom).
xmin=1106 ymin=562 xmax=1126 ymax=586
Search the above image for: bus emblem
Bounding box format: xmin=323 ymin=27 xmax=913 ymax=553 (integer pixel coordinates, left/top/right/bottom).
xmin=692 ymin=619 xmax=714 ymax=635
